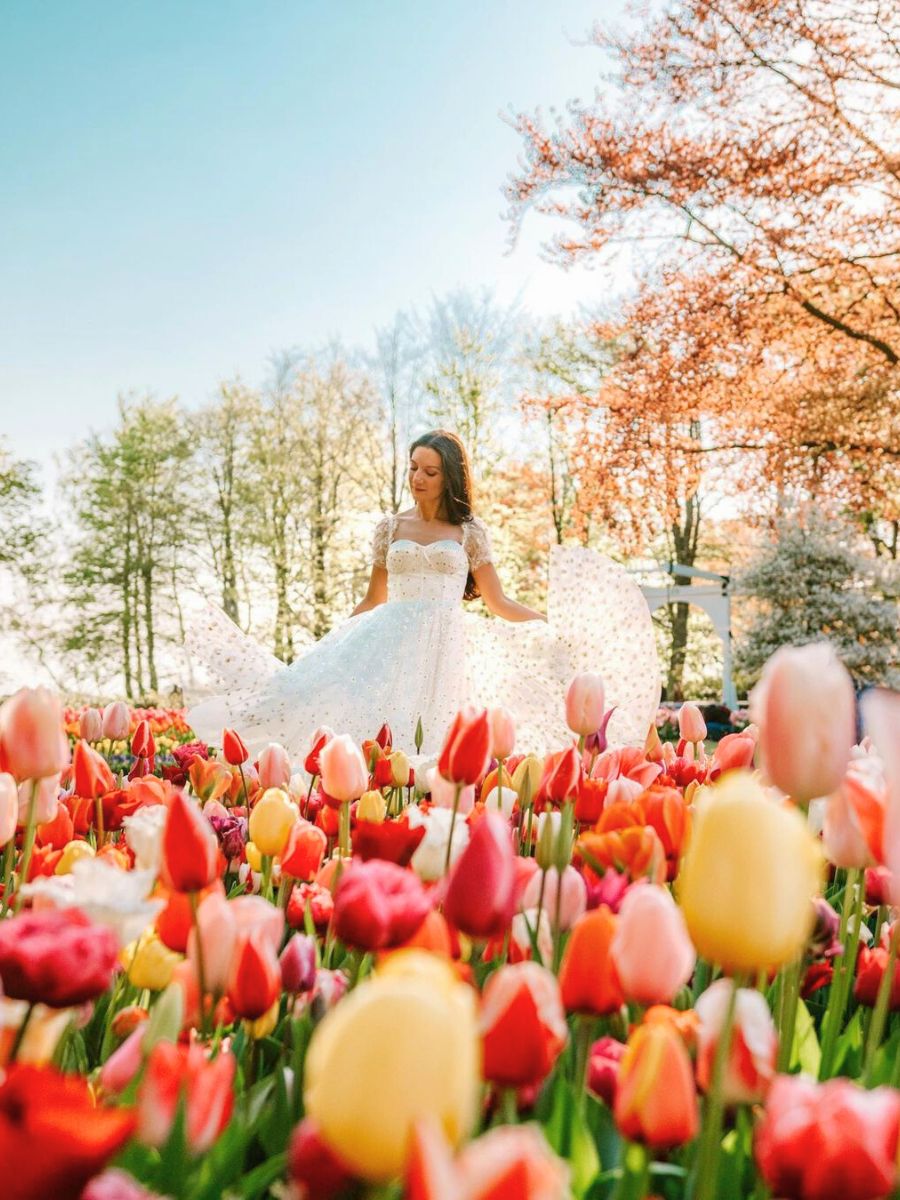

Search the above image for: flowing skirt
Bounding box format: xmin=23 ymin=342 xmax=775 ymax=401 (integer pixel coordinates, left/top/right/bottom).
xmin=185 ymin=546 xmax=661 ymax=761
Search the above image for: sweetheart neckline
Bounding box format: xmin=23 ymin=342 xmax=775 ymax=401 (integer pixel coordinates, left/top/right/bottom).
xmin=389 ymin=538 xmax=465 ymax=551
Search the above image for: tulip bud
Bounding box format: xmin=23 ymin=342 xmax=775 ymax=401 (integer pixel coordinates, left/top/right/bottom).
xmin=162 ymin=792 xmax=219 ymax=893
xmin=357 ymin=790 xmax=387 ymax=823
xmin=228 ymin=930 xmax=282 ymax=1020
xmin=488 ymin=706 xmax=516 ymax=760
xmin=248 ymin=787 xmax=298 ymax=857
xmin=677 ymin=702 xmax=707 ymax=744
xmin=540 ymin=746 xmax=581 ymax=804
xmin=751 ymin=642 xmax=855 ymax=804
xmin=258 ymin=742 xmax=292 ymax=790
xmin=319 ymin=734 xmax=369 ymax=803
xmin=615 ymin=1022 xmax=699 ymax=1148
xmin=437 ymin=705 xmax=491 ymax=786
xmin=101 ymin=701 xmax=131 ymax=742
xmin=125 ymin=931 xmax=182 ymax=991
xmin=79 ymin=707 xmax=103 ymax=743
xmin=0 ymin=687 xmax=70 ymax=781
xmin=131 ymin=720 xmax=155 ymax=759
xmin=444 ymin=812 xmax=517 ymax=940
xmin=222 ymin=728 xmax=249 ymax=766
xmin=389 ymin=750 xmax=410 ymax=788
xmin=71 ymin=739 xmax=115 ymax=800
xmin=511 ymin=754 xmax=542 ymax=806
xmin=280 ymin=934 xmax=317 ymax=994
xmin=535 ymin=811 xmax=560 ymax=871
xmin=375 ymin=722 xmax=392 ymax=750
xmin=0 ymin=773 xmax=17 ymax=846
xmin=565 ymin=672 xmax=606 ymax=736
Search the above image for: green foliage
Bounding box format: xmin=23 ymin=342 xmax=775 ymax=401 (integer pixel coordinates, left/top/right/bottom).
xmin=736 ymin=511 xmax=900 ymax=689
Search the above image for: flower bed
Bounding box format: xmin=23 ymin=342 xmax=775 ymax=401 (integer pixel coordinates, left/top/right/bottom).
xmin=0 ymin=648 xmax=896 ymax=1200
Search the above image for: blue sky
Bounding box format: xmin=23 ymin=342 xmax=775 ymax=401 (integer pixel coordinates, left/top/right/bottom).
xmin=1 ymin=1 xmax=631 ymax=470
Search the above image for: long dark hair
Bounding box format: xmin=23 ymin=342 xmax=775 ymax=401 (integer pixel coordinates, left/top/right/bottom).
xmin=409 ymin=429 xmax=479 ymax=599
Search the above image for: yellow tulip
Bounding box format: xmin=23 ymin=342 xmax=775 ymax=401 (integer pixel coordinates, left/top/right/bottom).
xmin=123 ymin=931 xmax=182 ymax=990
xmin=304 ymin=949 xmax=479 ymax=1181
xmin=357 ymin=790 xmax=387 ymax=823
xmin=511 ymin=754 xmax=543 ymax=804
xmin=248 ymin=787 xmax=298 ymax=856
xmin=55 ymin=840 xmax=96 ymax=874
xmin=245 ymin=1000 xmax=279 ymax=1040
xmin=678 ymin=771 xmax=823 ymax=973
xmin=245 ymin=841 xmax=263 ymax=872
xmin=389 ymin=751 xmax=410 ymax=788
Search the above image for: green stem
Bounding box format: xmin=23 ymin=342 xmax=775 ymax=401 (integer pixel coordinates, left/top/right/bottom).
xmin=693 ymin=958 xmax=710 ymax=1003
xmin=276 ymin=875 xmax=292 ymax=909
xmin=691 ymin=975 xmax=742 ymax=1200
xmin=188 ymin=890 xmax=210 ymax=1039
xmin=237 ymin=763 xmax=249 ymax=807
xmin=776 ymin=958 xmax=802 ymax=1072
xmin=442 ymin=784 xmax=462 ymax=875
xmin=260 ymin=854 xmax=273 ymax=902
xmin=863 ymin=922 xmax=899 ymax=1084
xmin=552 ymin=870 xmax=565 ymax=973
xmin=573 ymin=1014 xmax=594 ymax=1111
xmin=819 ymin=867 xmax=861 ymax=1078
xmin=496 ymin=758 xmax=504 ymax=815
xmin=499 ymin=1087 xmax=518 ymax=1125
xmin=611 ymin=1142 xmax=650 ymax=1200
xmin=0 ymin=839 xmax=14 ymax=917
xmin=13 ymin=780 xmax=39 ymax=913
xmin=338 ymin=800 xmax=351 ymax=860
xmin=8 ymin=1002 xmax=35 ymax=1064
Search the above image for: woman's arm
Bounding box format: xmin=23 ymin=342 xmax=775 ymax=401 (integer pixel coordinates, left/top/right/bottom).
xmin=352 ymin=565 xmax=388 ymax=616
xmin=473 ymin=562 xmax=547 ymax=622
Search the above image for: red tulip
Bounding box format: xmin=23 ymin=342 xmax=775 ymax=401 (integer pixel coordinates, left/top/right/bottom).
xmin=540 ymin=746 xmax=581 ymax=804
xmin=375 ymin=722 xmax=393 ymax=751
xmin=222 ymin=728 xmax=249 ymax=766
xmin=162 ymin=791 xmax=219 ymax=892
xmin=280 ymin=819 xmax=327 ymax=880
xmin=480 ymin=962 xmax=568 ymax=1088
xmin=0 ymin=686 xmax=69 ymax=781
xmin=587 ymin=1036 xmax=627 ymax=1106
xmin=71 ymin=739 xmax=116 ymax=799
xmin=288 ymin=1116 xmax=356 ymax=1200
xmin=351 ymin=814 xmax=426 ymax=866
xmin=0 ymin=908 xmax=118 ymax=1007
xmin=304 ymin=729 xmax=333 ymax=777
xmin=333 ymin=860 xmax=431 ymax=951
xmin=443 ymin=812 xmax=517 ymax=940
xmin=138 ymin=1041 xmax=235 ymax=1153
xmin=227 ymin=930 xmax=282 ymax=1019
xmin=0 ymin=1065 xmax=135 ymax=1200
xmin=696 ymin=980 xmax=777 ymax=1105
xmin=755 ymin=1074 xmax=900 ymax=1200
xmin=438 ymin=705 xmax=491 ymax=786
xmin=854 ymin=942 xmax=900 ymax=1010
xmin=614 ymin=1021 xmax=699 ymax=1148
xmin=131 ymin=720 xmax=155 ymax=759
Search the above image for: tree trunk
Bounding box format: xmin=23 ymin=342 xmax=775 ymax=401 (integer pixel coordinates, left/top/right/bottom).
xmin=143 ymin=566 xmax=158 ymax=694
xmin=666 ymin=602 xmax=691 ymax=700
xmin=666 ymin=465 xmax=702 ymax=699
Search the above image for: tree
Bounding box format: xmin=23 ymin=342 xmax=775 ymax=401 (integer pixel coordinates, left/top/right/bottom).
xmin=506 ymin=0 xmax=900 ymax=511
xmin=372 ymin=312 xmax=426 ymax=514
xmin=736 ymin=510 xmax=899 ymax=688
xmin=63 ymin=397 xmax=195 ymax=697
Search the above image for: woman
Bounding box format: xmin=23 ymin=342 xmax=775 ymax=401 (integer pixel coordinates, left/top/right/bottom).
xmin=187 ymin=430 xmax=660 ymax=758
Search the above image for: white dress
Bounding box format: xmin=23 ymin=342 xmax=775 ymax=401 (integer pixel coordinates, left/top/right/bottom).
xmin=186 ymin=515 xmax=661 ymax=761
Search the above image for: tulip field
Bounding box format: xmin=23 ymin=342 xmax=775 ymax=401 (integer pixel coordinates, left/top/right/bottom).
xmin=0 ymin=646 xmax=898 ymax=1200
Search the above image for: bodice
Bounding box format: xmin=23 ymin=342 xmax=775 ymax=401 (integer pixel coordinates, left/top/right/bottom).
xmin=386 ymin=539 xmax=469 ymax=605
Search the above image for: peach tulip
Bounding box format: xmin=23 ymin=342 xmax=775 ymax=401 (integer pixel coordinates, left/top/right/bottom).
xmin=101 ymin=701 xmax=131 ymax=742
xmin=0 ymin=774 xmax=17 ymax=846
xmin=615 ymin=1021 xmax=699 ymax=1148
xmin=488 ymin=707 xmax=516 ymax=760
xmin=519 ymin=865 xmax=587 ymax=932
xmin=861 ymin=687 xmax=900 ymax=904
xmin=565 ymin=672 xmax=606 ymax=737
xmin=709 ymin=731 xmax=755 ymax=780
xmin=138 ymin=1041 xmax=235 ymax=1153
xmin=319 ymin=735 xmax=368 ymax=802
xmin=17 ymin=774 xmax=59 ymax=826
xmin=611 ymin=883 xmax=695 ymax=1005
xmin=428 ymin=769 xmax=475 ymax=814
xmin=695 ymin=979 xmax=777 ymax=1105
xmin=824 ymin=758 xmax=886 ymax=869
xmin=258 ymin=742 xmax=291 ymax=790
xmin=78 ymin=707 xmax=103 ymax=743
xmin=678 ymin=702 xmax=707 ymax=744
xmin=0 ymin=687 xmax=69 ymax=781
xmin=751 ymin=642 xmax=855 ymax=804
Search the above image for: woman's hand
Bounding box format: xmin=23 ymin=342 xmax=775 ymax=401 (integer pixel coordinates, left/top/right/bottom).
xmin=473 ymin=564 xmax=546 ymax=623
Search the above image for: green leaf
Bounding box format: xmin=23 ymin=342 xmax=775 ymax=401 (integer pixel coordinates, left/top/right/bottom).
xmin=832 ymin=1007 xmax=864 ymax=1078
xmin=232 ymin=1152 xmax=288 ymax=1200
xmin=789 ymin=998 xmax=821 ymax=1077
xmin=542 ymin=1075 xmax=600 ymax=1198
xmin=864 ymin=1025 xmax=900 ymax=1087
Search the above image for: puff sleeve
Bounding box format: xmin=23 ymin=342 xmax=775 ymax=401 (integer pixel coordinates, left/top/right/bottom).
xmin=463 ymin=517 xmax=493 ymax=571
xmin=371 ymin=514 xmax=394 ymax=568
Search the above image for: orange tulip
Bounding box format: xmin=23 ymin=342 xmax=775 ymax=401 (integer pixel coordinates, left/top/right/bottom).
xmin=614 ymin=1021 xmax=699 ymax=1148
xmin=577 ymin=826 xmax=667 ymax=885
xmin=640 ymin=786 xmax=691 ymax=872
xmin=162 ymin=792 xmax=219 ymax=893
xmin=71 ymin=740 xmax=115 ymax=800
xmin=480 ymin=962 xmax=568 ymax=1088
xmin=558 ymin=907 xmax=624 ymax=1015
xmin=188 ymin=758 xmax=233 ymax=804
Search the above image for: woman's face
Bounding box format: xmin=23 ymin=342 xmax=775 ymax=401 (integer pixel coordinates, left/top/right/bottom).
xmin=409 ymin=446 xmax=445 ymax=507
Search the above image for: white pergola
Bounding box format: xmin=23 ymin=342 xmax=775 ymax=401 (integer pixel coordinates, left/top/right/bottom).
xmin=641 ymin=562 xmax=737 ymax=708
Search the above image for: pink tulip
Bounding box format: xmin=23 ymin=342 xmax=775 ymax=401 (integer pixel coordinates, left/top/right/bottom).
xmin=17 ymin=773 xmax=60 ymax=826
xmin=138 ymin=1041 xmax=235 ymax=1153
xmin=428 ymin=769 xmax=475 ymax=814
xmin=488 ymin=706 xmax=516 ymax=760
xmin=696 ymin=979 xmax=777 ymax=1105
xmin=79 ymin=707 xmax=103 ymax=743
xmin=591 ymin=746 xmax=662 ymax=791
xmin=99 ymin=1024 xmax=147 ymax=1095
xmin=611 ymin=884 xmax=696 ymax=1005
xmin=709 ymin=732 xmax=756 ymax=780
xmin=565 ymin=672 xmax=606 ymax=736
xmin=188 ymin=891 xmax=237 ymax=995
xmin=751 ymin=643 xmax=855 ymax=803
xmin=862 ymin=688 xmax=900 ymax=904
xmin=677 ymin=703 xmax=707 ymax=744
xmin=444 ymin=811 xmax=517 ymax=939
xmin=230 ymin=894 xmax=285 ymax=956
xmin=824 ymin=758 xmax=886 ymax=869
xmin=0 ymin=687 xmax=69 ymax=782
xmin=258 ymin=742 xmax=291 ymax=790
xmin=520 ymin=865 xmax=587 ymax=932
xmin=101 ymin=702 xmax=131 ymax=741
xmin=319 ymin=734 xmax=368 ymax=802
xmin=0 ymin=773 xmax=17 ymax=846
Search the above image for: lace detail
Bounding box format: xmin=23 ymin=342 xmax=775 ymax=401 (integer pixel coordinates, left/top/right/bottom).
xmin=371 ymin=514 xmax=395 ymax=568
xmin=463 ymin=517 xmax=492 ymax=571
